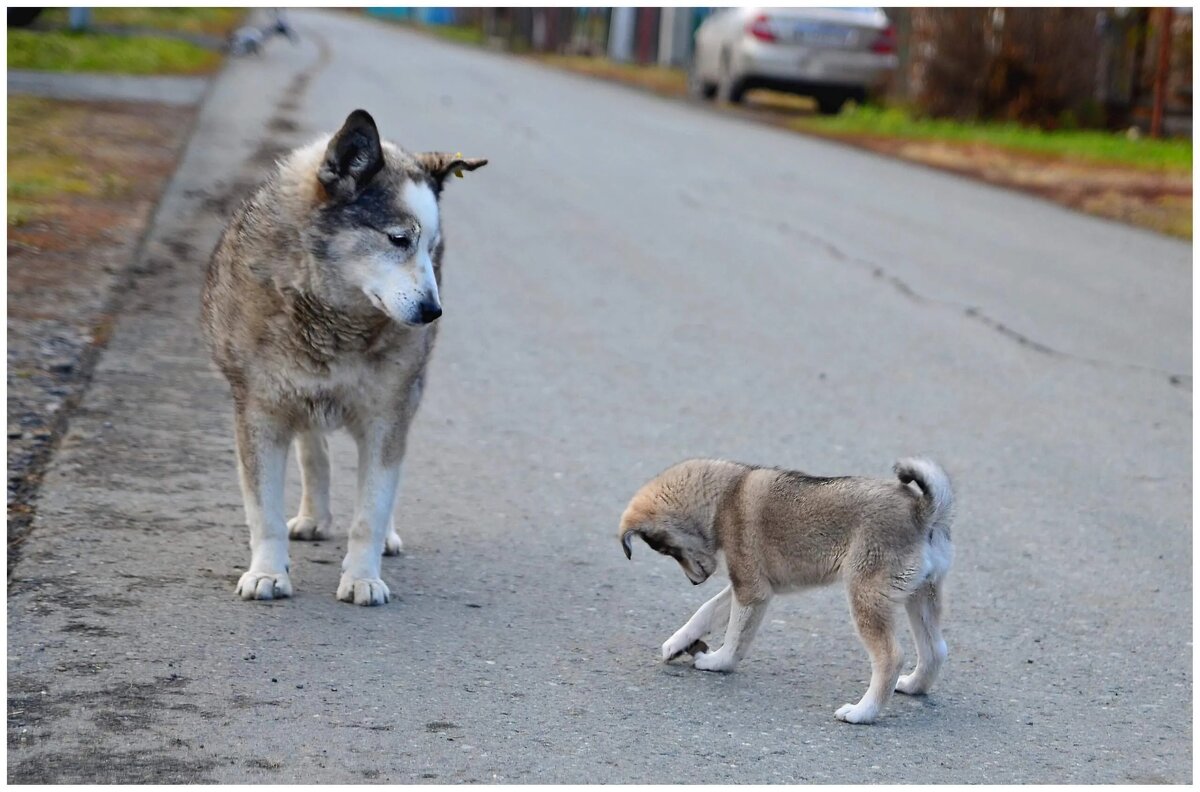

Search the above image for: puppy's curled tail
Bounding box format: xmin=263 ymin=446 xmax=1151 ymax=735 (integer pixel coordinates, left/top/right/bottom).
xmin=895 ymin=457 xmax=953 ymax=539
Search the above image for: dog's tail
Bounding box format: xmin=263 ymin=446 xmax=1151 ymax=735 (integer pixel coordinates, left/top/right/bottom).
xmin=894 ymin=457 xmax=954 ymax=541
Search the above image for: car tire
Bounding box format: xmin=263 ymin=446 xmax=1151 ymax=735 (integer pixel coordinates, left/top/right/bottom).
xmin=687 ymin=58 xmax=716 ymax=101
xmin=8 ymin=8 xmax=43 ymax=27
xmin=716 ymin=53 xmax=745 ymax=105
xmin=816 ymin=92 xmax=848 ymax=116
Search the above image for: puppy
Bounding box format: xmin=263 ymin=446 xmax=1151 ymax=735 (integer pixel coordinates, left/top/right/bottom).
xmin=619 ymin=457 xmax=954 ymax=724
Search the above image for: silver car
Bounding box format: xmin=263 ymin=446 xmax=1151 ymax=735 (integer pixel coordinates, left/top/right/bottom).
xmin=688 ymin=7 xmax=898 ymax=114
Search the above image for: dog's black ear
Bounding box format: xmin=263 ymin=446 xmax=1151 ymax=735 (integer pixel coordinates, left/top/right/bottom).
xmin=318 ymin=109 xmax=384 ymax=202
xmin=621 ymin=531 xmax=636 ymax=560
xmin=416 ymin=151 xmax=487 ymax=193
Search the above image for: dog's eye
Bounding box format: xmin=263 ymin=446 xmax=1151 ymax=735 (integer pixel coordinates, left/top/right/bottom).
xmin=387 ymin=232 xmax=412 ymax=250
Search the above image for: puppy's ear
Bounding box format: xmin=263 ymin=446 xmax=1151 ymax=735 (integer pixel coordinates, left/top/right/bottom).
xmin=621 ymin=530 xmax=637 ymax=560
xmin=318 ymin=109 xmax=384 ymax=202
xmin=416 ymin=152 xmax=487 ymax=193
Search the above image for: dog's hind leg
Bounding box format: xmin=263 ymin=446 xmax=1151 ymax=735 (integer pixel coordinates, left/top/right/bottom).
xmin=896 ymin=581 xmax=947 ymax=695
xmin=233 ymin=410 xmax=294 ymax=600
xmin=337 ymin=422 xmax=403 ymax=605
xmin=662 ymin=583 xmax=732 ymax=661
xmin=692 ymin=589 xmax=770 ymax=673
xmin=836 ymin=585 xmax=903 ymax=724
xmin=383 ymin=474 xmax=404 ymax=556
xmin=288 ymin=430 xmax=332 ymax=541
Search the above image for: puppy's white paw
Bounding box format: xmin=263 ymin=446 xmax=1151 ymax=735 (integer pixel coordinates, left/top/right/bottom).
xmin=287 ymin=515 xmax=330 ymax=541
xmin=236 ymin=570 xmax=293 ymax=601
xmin=336 ymin=574 xmax=390 ymax=606
xmin=895 ymin=673 xmax=930 ymax=695
xmin=667 ymin=628 xmax=696 ymax=662
xmin=692 ymin=649 xmax=736 ymax=673
xmin=834 ymin=702 xmax=879 ymax=724
xmin=383 ymin=530 xmax=404 ymax=556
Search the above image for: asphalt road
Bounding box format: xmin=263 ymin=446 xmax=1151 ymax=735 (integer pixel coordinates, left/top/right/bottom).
xmin=7 ymin=10 xmax=1192 ymax=783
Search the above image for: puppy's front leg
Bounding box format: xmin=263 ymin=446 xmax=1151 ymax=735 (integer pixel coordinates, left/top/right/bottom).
xmin=233 ymin=409 xmax=293 ymax=600
xmin=693 ymin=591 xmax=770 ymax=673
xmin=663 ymin=584 xmax=732 ymax=661
xmin=337 ymin=424 xmax=401 ymax=605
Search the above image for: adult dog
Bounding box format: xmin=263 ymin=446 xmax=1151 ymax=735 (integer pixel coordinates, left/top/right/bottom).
xmin=202 ymin=109 xmax=485 ymax=605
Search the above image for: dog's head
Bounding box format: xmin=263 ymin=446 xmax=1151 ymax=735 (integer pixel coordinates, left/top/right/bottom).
xmin=299 ymin=109 xmax=487 ymax=327
xmin=618 ymin=469 xmax=718 ymax=586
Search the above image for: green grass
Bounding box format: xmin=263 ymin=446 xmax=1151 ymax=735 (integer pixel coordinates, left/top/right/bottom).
xmin=36 ymin=7 xmax=245 ymax=36
xmin=7 ymin=28 xmax=221 ymax=75
xmin=792 ymin=104 xmax=1192 ymax=173
xmin=422 ymin=23 xmax=486 ymax=46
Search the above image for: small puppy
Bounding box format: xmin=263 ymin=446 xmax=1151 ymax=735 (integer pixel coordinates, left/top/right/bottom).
xmin=619 ymin=457 xmax=954 ymax=724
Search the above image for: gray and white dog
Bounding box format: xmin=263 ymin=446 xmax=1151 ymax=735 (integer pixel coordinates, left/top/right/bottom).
xmin=201 ymin=109 xmax=486 ymax=605
xmin=619 ymin=457 xmax=954 ymax=723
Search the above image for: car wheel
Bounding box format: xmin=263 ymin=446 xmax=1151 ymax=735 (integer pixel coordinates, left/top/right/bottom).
xmin=7 ymin=8 xmax=42 ymax=27
xmin=716 ymin=53 xmax=745 ymax=105
xmin=687 ymin=58 xmax=716 ymax=101
xmin=816 ymin=92 xmax=848 ymax=116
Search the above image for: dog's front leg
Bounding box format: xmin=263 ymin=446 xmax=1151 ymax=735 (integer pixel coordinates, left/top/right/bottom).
xmin=693 ymin=591 xmax=770 ymax=673
xmin=337 ymin=425 xmax=401 ymax=605
xmin=233 ymin=409 xmax=293 ymax=600
xmin=663 ymin=583 xmax=733 ymax=661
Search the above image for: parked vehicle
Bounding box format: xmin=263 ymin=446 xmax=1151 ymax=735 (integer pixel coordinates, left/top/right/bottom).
xmin=688 ymin=7 xmax=898 ymax=114
xmin=7 ymin=7 xmax=43 ymax=27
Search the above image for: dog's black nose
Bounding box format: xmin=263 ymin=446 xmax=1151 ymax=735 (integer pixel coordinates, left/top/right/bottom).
xmin=418 ymin=302 xmax=442 ymax=324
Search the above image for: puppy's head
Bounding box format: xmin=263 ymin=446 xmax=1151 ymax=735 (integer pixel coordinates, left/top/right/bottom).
xmin=619 ymin=472 xmax=717 ymax=586
xmin=300 ymin=109 xmax=487 ymax=328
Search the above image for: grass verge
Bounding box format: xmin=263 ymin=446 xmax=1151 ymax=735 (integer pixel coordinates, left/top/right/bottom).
xmin=35 ymin=7 xmax=245 ymax=36
xmin=7 ymin=96 xmax=131 ymax=225
xmin=791 ymin=104 xmax=1191 ymax=173
xmin=8 ymin=29 xmax=222 ymax=75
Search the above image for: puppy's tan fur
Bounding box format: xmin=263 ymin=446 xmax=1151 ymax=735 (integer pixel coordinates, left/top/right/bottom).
xmin=619 ymin=457 xmax=954 ymax=724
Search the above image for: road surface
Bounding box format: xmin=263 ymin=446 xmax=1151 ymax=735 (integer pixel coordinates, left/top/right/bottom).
xmin=8 ymin=10 xmax=1191 ymax=783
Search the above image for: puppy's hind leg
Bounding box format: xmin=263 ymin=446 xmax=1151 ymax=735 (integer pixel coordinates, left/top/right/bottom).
xmin=835 ymin=585 xmax=902 ymax=724
xmin=663 ymin=583 xmax=732 ymax=661
xmin=896 ymin=581 xmax=948 ymax=695
xmin=288 ymin=430 xmax=333 ymax=541
xmin=693 ymin=589 xmax=770 ymax=673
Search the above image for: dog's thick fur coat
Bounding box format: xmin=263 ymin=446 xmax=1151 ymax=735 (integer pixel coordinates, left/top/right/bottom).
xmin=201 ymin=109 xmax=485 ymax=605
xmin=619 ymin=457 xmax=954 ymax=723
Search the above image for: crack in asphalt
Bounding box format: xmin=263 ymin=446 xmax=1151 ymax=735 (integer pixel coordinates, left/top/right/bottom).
xmin=750 ymin=206 xmax=1189 ymax=391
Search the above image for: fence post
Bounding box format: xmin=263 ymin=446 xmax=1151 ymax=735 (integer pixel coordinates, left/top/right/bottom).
xmin=1150 ymin=6 xmax=1173 ymax=138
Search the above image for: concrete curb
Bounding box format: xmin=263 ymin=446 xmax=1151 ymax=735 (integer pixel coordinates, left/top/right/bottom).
xmin=8 ymin=70 xmax=210 ymax=106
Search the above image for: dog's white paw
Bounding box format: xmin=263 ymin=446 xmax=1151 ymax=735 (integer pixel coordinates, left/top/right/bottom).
xmin=834 ymin=702 xmax=879 ymax=724
xmin=336 ymin=574 xmax=390 ymax=606
xmin=895 ymin=673 xmax=930 ymax=695
xmin=383 ymin=530 xmax=404 ymax=556
xmin=236 ymin=570 xmax=293 ymax=601
xmin=692 ymin=649 xmax=736 ymax=673
xmin=662 ymin=632 xmax=695 ymax=662
xmin=287 ymin=515 xmax=330 ymax=541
